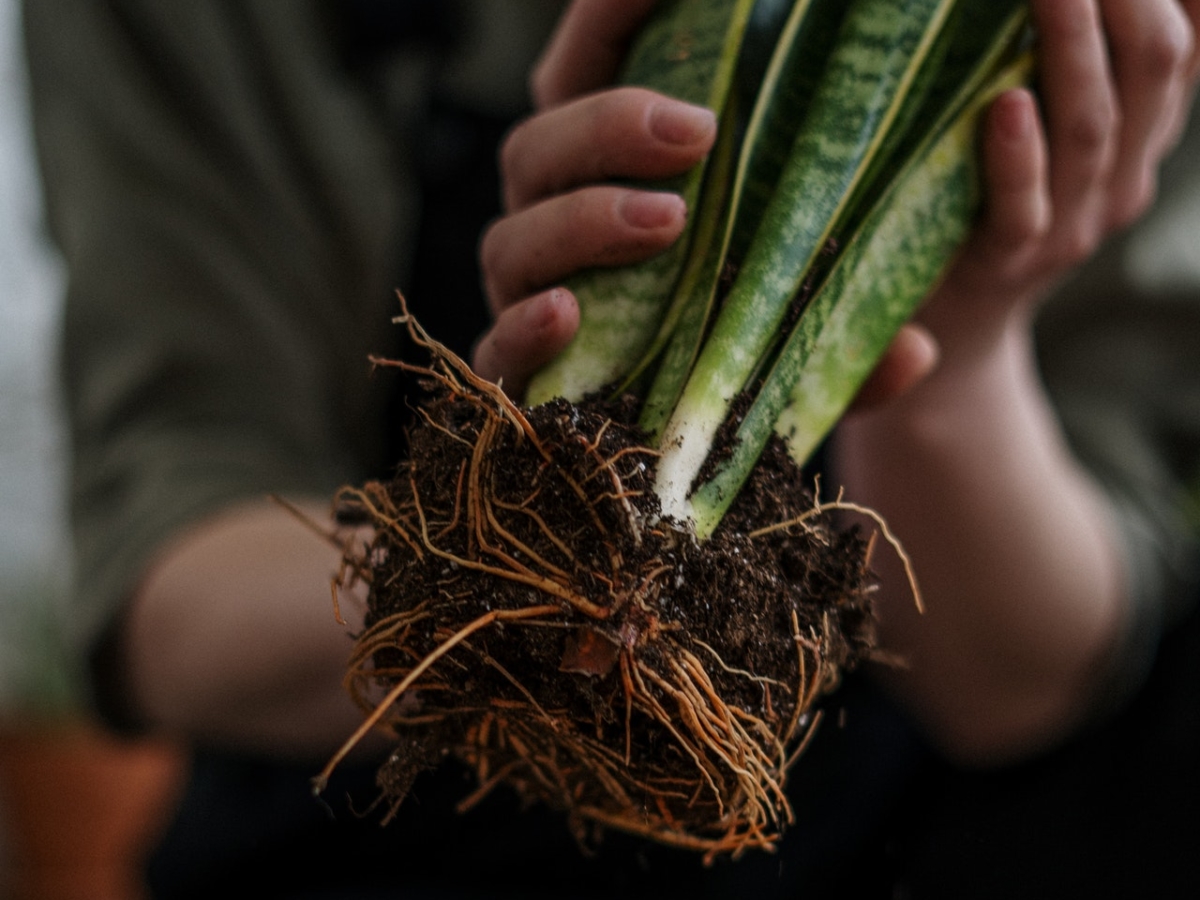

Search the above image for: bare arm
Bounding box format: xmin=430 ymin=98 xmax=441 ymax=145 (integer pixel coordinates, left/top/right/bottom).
xmin=835 ymin=317 xmax=1129 ymax=765
xmin=126 ymin=499 xmax=371 ymax=759
xmin=834 ymin=0 xmax=1198 ymax=765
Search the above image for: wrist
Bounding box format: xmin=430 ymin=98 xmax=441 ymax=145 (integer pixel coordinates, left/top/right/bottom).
xmin=845 ymin=308 xmax=1037 ymax=451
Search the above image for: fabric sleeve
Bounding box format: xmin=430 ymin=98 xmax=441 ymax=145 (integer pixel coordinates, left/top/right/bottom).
xmin=23 ymin=0 xmax=415 ymax=663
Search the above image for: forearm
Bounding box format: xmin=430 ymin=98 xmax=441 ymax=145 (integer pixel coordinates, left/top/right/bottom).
xmin=833 ymin=312 xmax=1127 ymax=765
xmin=123 ymin=499 xmax=370 ymax=760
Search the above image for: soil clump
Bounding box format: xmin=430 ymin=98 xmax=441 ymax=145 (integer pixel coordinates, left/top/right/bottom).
xmin=323 ymin=320 xmax=879 ymax=858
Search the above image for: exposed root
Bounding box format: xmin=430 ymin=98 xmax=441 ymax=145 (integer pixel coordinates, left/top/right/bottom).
xmin=749 ymin=484 xmax=923 ymax=614
xmin=320 ymin=303 xmax=879 ymax=859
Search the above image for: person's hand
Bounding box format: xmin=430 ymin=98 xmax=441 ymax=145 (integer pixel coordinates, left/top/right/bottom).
xmin=473 ymin=0 xmax=718 ymax=398
xmin=871 ymin=0 xmax=1199 ymax=400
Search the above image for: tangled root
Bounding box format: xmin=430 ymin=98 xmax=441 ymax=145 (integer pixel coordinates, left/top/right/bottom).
xmin=315 ymin=309 xmax=881 ymax=861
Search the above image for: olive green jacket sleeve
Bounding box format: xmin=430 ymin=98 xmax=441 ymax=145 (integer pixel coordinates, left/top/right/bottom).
xmin=24 ymin=1 xmax=416 ymax=659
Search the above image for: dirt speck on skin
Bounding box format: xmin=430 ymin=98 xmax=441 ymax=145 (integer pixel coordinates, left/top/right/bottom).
xmin=327 ymin=320 xmax=879 ymax=859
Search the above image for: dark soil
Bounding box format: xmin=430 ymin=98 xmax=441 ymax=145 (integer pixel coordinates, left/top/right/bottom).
xmin=327 ymin=322 xmax=879 ymax=859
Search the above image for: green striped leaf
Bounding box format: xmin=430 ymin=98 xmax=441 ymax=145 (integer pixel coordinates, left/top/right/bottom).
xmin=653 ymin=0 xmax=960 ymax=523
xmin=690 ymin=44 xmax=1034 ymax=537
xmin=635 ymin=0 xmax=849 ymax=439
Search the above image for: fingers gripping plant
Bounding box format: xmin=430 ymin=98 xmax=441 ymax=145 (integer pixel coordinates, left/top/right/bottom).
xmin=319 ymin=0 xmax=1032 ymax=859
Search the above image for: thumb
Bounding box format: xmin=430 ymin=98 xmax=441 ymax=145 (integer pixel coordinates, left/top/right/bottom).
xmin=846 ymin=323 xmax=941 ymax=413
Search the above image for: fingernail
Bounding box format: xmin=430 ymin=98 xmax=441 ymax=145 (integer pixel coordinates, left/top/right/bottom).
xmin=621 ymin=192 xmax=686 ymax=229
xmin=650 ymin=101 xmax=717 ymax=145
xmin=995 ymin=89 xmax=1035 ymax=142
xmin=529 ymin=287 xmax=569 ymax=329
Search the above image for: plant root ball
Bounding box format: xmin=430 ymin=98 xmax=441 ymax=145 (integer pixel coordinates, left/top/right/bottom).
xmin=326 ymin=326 xmax=879 ymax=860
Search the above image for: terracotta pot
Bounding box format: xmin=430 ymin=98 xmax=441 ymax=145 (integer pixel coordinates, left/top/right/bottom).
xmin=0 ymin=719 xmax=188 ymax=900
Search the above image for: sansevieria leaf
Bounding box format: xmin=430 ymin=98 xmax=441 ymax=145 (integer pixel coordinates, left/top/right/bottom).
xmin=528 ymin=0 xmax=1033 ymax=532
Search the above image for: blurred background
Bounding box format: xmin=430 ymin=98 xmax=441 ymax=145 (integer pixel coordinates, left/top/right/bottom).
xmin=0 ymin=0 xmax=73 ymax=726
xmin=0 ymin=3 xmax=195 ymax=893
xmin=0 ymin=0 xmax=74 ymax=868
xmin=0 ymin=0 xmax=113 ymax=890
